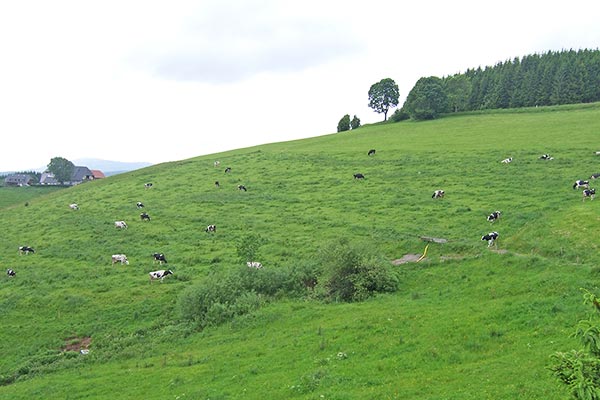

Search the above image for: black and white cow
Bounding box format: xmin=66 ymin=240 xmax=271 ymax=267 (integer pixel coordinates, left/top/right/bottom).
xmin=238 ymin=185 xmax=247 ymax=192
xmin=69 ymin=203 xmax=79 ymax=210
xmin=214 ymin=160 xmax=220 ymax=168
xmin=18 ymin=246 xmax=35 ymax=255
xmin=432 ymin=190 xmax=445 ymax=199
xmin=215 ymin=181 xmax=220 ymax=188
xmin=140 ymin=212 xmax=151 ymax=221
xmin=111 ymin=254 xmax=129 ymax=265
xmin=590 ymin=173 xmax=600 ymax=180
xmin=573 ymin=180 xmax=590 ymax=190
xmin=149 ymin=269 xmax=173 ymax=283
xmin=115 ymin=220 xmax=128 ymax=229
xmin=539 ymin=154 xmax=554 ymax=160
xmin=6 ymin=269 xmax=15 ymax=277
xmin=353 ymin=173 xmax=365 ymax=180
xmin=224 ymin=167 xmax=232 ymax=173
xmin=144 ymin=183 xmax=153 ymax=189
xmin=501 ymin=157 xmax=513 ymax=164
xmin=247 ymin=261 xmax=263 ymax=269
xmin=583 ymin=188 xmax=596 ymax=202
xmin=481 ymin=231 xmax=499 ymax=247
xmin=153 ymin=253 xmax=168 ymax=264
xmin=367 ymin=149 xmax=376 ymax=156
xmin=136 ymin=201 xmax=145 ymax=208
xmin=206 ymin=224 xmax=217 ymax=233
xmin=487 ymin=210 xmax=501 ymax=223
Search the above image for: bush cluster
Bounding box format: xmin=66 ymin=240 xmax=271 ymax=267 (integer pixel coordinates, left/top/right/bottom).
xmin=178 ymin=239 xmax=400 ymax=328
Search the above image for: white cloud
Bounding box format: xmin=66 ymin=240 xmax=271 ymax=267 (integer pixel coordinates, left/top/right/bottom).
xmin=0 ymin=0 xmax=598 ymax=171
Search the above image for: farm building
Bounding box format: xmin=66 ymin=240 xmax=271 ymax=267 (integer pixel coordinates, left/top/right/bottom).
xmin=4 ymin=174 xmax=34 ymax=186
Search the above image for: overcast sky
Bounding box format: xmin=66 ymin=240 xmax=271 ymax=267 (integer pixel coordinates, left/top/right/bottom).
xmin=1 ymin=0 xmax=599 ymax=171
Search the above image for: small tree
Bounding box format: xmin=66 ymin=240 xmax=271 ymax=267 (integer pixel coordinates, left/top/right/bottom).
xmin=550 ymin=289 xmax=600 ymax=399
xmin=316 ymin=239 xmax=399 ymax=302
xmin=236 ymin=233 xmax=267 ymax=265
xmin=337 ymin=114 xmax=350 ymax=132
xmin=368 ymin=78 xmax=399 ymax=121
xmin=350 ymin=115 xmax=361 ymax=130
xmin=47 ymin=157 xmax=74 ymax=184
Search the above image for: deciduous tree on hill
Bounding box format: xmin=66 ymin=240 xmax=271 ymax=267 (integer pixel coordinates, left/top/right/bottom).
xmin=403 ymin=76 xmax=448 ymax=120
xmin=368 ymin=78 xmax=399 ymax=121
xmin=47 ymin=157 xmax=74 ymax=184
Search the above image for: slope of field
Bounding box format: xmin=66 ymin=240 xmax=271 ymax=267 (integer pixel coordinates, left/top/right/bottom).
xmin=1 ymin=104 xmax=600 ymax=399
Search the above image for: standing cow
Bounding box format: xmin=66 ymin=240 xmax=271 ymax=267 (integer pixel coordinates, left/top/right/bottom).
xmin=18 ymin=246 xmax=35 ymax=255
xmin=432 ymin=190 xmax=445 ymax=199
xmin=115 ymin=221 xmax=128 ymax=229
xmin=481 ymin=232 xmax=499 ymax=248
xmin=149 ymin=269 xmax=173 ymax=283
xmin=111 ymin=254 xmax=129 ymax=265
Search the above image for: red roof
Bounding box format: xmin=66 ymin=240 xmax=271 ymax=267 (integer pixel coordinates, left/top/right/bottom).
xmin=91 ymin=170 xmax=105 ymax=179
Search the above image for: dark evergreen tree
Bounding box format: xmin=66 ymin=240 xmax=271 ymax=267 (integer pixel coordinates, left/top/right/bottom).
xmin=337 ymin=114 xmax=351 ymax=132
xmin=350 ymin=115 xmax=361 ymax=130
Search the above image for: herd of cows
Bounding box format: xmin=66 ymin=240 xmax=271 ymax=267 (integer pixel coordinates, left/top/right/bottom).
xmin=5 ymin=149 xmax=599 ymax=280
xmin=445 ymin=152 xmax=597 ymax=250
xmin=7 ymin=167 xmax=264 ymax=281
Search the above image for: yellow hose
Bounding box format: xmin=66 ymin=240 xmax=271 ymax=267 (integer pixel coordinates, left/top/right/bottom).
xmin=417 ymin=244 xmax=429 ymax=262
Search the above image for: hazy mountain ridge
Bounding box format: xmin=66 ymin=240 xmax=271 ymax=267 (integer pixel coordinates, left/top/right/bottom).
xmin=1 ymin=159 xmax=153 ymax=176
xmin=72 ymin=158 xmax=153 ymax=176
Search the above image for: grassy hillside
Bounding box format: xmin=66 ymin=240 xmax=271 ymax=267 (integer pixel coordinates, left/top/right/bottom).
xmin=1 ymin=104 xmax=600 ymax=399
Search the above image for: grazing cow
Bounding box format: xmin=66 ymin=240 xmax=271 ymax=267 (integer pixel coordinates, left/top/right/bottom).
xmin=111 ymin=254 xmax=129 ymax=265
xmin=238 ymin=185 xmax=247 ymax=191
xmin=214 ymin=160 xmax=220 ymax=167
xmin=590 ymin=173 xmax=600 ymax=180
xmin=224 ymin=167 xmax=231 ymax=173
xmin=432 ymin=190 xmax=445 ymax=199
xmin=595 ymin=151 xmax=600 ymax=156
xmin=206 ymin=224 xmax=217 ymax=233
xmin=247 ymin=261 xmax=263 ymax=269
xmin=115 ymin=220 xmax=128 ymax=229
xmin=140 ymin=212 xmax=151 ymax=221
xmin=136 ymin=201 xmax=145 ymax=208
xmin=149 ymin=269 xmax=173 ymax=283
xmin=215 ymin=181 xmax=220 ymax=188
xmin=6 ymin=269 xmax=15 ymax=277
xmin=18 ymin=246 xmax=35 ymax=255
xmin=583 ymin=188 xmax=596 ymax=202
xmin=487 ymin=210 xmax=501 ymax=222
xmin=69 ymin=203 xmax=79 ymax=210
xmin=481 ymin=231 xmax=499 ymax=247
xmin=501 ymin=157 xmax=513 ymax=164
xmin=144 ymin=183 xmax=153 ymax=189
xmin=573 ymin=180 xmax=590 ymax=190
xmin=353 ymin=173 xmax=365 ymax=180
xmin=539 ymin=154 xmax=554 ymax=160
xmin=367 ymin=149 xmax=376 ymax=156
xmin=153 ymin=253 xmax=167 ymax=264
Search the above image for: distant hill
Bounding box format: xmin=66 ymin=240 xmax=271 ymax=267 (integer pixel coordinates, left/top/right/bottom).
xmin=72 ymin=158 xmax=153 ymax=176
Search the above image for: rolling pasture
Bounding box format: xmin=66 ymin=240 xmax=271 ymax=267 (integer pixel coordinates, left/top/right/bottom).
xmin=1 ymin=104 xmax=600 ymax=399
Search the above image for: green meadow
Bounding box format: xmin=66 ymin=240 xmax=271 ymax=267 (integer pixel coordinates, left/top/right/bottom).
xmin=1 ymin=103 xmax=600 ymax=399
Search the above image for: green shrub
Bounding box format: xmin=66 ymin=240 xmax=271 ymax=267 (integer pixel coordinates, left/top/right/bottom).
xmin=390 ymin=108 xmax=410 ymax=122
xmin=316 ymin=239 xmax=399 ymax=302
